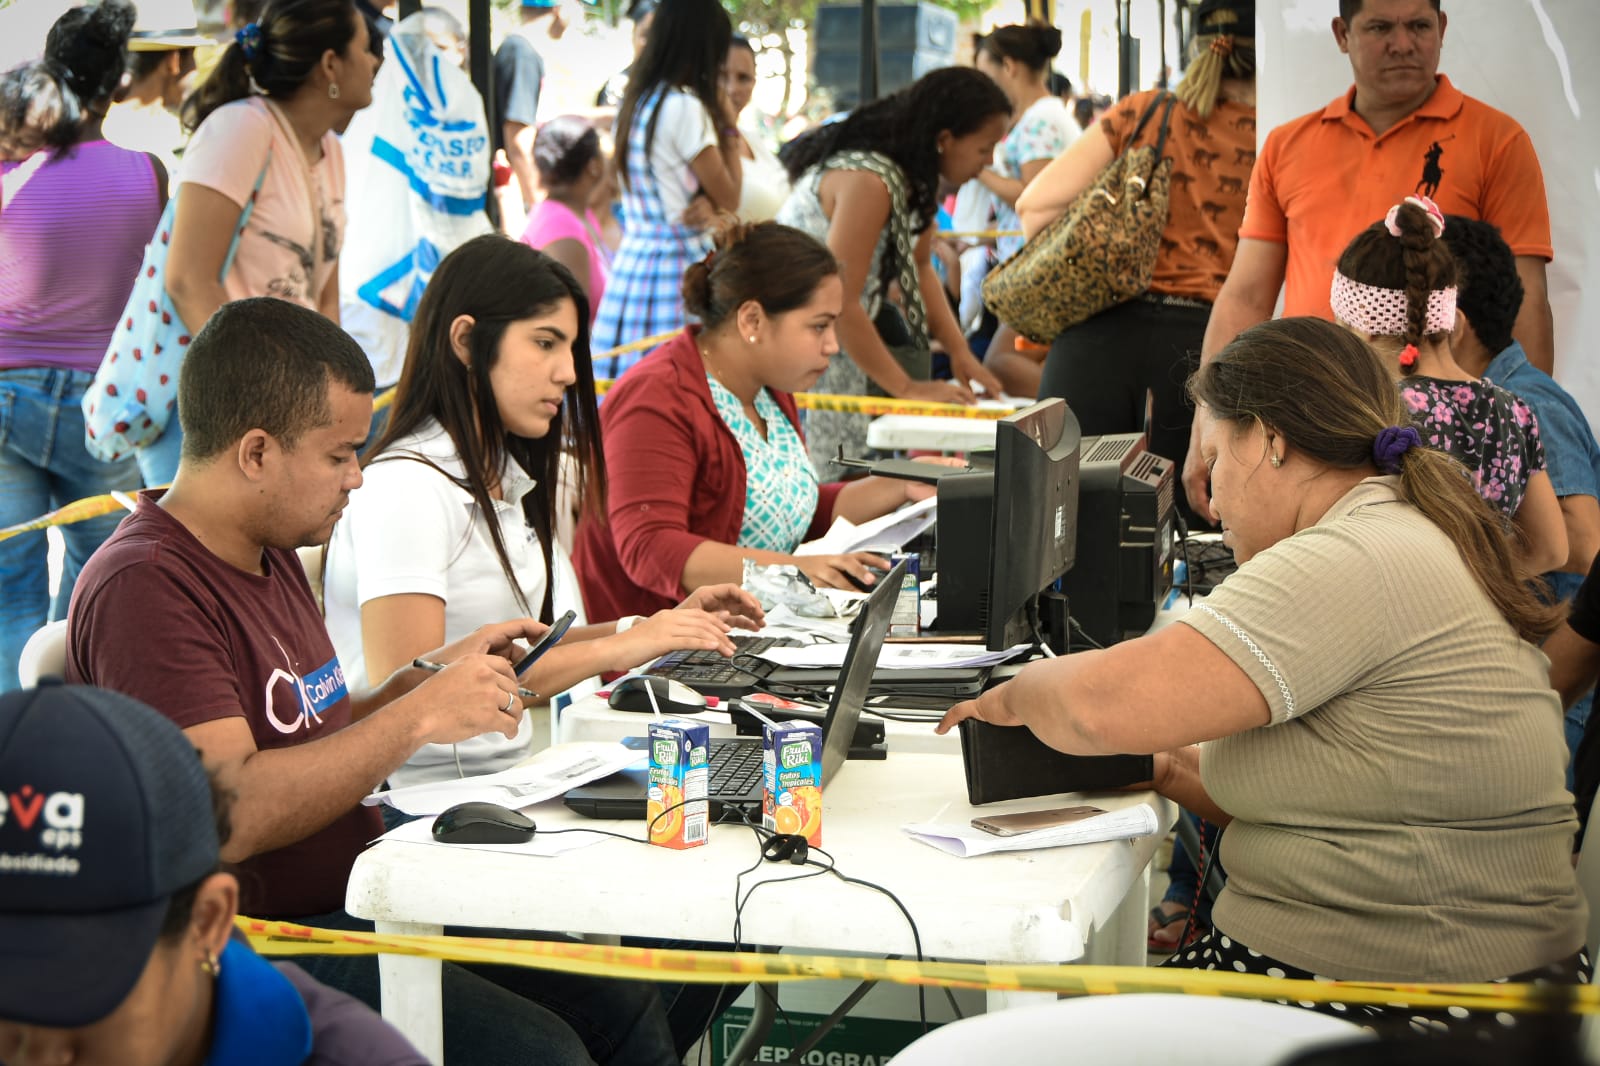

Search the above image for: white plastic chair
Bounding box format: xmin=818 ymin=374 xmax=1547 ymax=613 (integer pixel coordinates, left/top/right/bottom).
xmin=890 ymin=994 xmax=1370 ymax=1066
xmin=17 ymin=619 xmax=68 ymax=687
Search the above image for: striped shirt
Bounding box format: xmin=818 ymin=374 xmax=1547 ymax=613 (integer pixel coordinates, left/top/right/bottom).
xmin=0 ymin=140 xmax=160 ymax=373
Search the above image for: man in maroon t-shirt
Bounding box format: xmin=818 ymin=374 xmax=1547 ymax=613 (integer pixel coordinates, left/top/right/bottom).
xmin=66 ymin=298 xmax=682 ymax=1066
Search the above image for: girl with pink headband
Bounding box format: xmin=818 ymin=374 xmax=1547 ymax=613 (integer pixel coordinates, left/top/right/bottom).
xmin=1331 ymin=196 xmax=1566 ymax=575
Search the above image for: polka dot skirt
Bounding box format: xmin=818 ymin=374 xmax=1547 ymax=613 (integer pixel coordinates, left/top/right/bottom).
xmin=1163 ymin=928 xmax=1591 ymax=1041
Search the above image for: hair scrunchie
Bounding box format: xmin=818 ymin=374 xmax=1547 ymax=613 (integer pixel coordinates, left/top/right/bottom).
xmin=1384 ymin=194 xmax=1445 ymax=239
xmin=1373 ymin=425 xmax=1422 ymax=474
xmin=1209 ymin=34 xmax=1235 ymax=57
xmin=235 ymin=22 xmax=263 ymax=62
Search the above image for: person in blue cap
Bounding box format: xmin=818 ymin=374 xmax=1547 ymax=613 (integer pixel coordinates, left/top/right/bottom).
xmin=0 ymin=682 xmax=429 ymax=1065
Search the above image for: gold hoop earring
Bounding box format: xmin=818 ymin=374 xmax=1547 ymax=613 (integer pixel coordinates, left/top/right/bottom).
xmin=200 ymin=953 xmax=222 ymax=978
xmin=328 ymin=82 xmax=340 ymax=100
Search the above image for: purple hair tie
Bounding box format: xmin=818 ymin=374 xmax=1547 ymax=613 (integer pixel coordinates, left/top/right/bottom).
xmin=1373 ymin=425 xmax=1421 ymax=474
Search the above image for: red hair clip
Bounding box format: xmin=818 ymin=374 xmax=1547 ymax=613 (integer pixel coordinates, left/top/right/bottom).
xmin=1209 ymin=34 xmax=1235 ymax=57
xmin=1398 ymin=344 xmax=1419 ymax=370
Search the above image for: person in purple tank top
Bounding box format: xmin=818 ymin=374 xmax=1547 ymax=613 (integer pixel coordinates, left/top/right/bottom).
xmin=0 ymin=0 xmax=165 ymax=693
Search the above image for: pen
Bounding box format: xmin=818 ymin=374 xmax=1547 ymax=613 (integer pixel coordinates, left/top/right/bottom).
xmin=412 ymin=658 xmax=538 ymax=701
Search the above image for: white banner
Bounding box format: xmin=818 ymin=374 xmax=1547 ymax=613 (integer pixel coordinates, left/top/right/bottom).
xmin=340 ymin=15 xmax=494 ymax=388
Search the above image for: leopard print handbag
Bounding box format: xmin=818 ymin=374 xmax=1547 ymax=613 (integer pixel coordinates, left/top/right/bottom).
xmin=982 ymin=93 xmax=1178 ymax=345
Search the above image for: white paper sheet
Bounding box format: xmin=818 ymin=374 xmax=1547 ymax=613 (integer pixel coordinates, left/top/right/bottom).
xmin=376 ymin=812 xmax=615 ymax=857
xmin=795 ymin=498 xmax=938 ymax=556
xmin=901 ymin=804 xmax=1159 ymax=858
xmin=365 ymin=742 xmax=643 ymax=816
xmin=758 ymin=642 xmax=1030 ymax=671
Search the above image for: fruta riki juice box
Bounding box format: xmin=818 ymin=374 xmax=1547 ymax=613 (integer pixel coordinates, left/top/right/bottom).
xmin=763 ymin=720 xmax=822 ymax=847
xmin=648 ymin=719 xmax=709 ymax=848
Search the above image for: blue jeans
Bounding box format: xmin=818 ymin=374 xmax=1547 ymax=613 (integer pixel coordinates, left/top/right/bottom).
xmin=135 ymin=417 xmax=183 ymax=488
xmin=0 ymin=368 xmax=140 ymax=691
xmin=293 ymin=909 xmax=682 ymax=1065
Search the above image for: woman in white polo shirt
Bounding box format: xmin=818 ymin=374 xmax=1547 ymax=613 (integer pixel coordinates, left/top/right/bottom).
xmin=323 ymin=235 xmax=761 ymax=788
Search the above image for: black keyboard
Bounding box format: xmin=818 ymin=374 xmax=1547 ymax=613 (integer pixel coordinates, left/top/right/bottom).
xmin=650 ymin=634 xmax=802 ymax=688
xmin=707 ymin=739 xmax=764 ymax=798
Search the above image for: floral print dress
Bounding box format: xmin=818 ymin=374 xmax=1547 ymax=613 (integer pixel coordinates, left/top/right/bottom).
xmin=1400 ymin=375 xmax=1545 ymax=518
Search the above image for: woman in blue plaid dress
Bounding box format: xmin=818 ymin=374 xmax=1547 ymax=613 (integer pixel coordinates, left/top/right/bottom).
xmin=591 ymin=0 xmax=742 ymax=379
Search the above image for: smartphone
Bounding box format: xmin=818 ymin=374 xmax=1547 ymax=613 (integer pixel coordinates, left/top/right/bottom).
xmin=970 ymin=805 xmax=1107 ymax=837
xmin=512 ymin=609 xmax=577 ymax=676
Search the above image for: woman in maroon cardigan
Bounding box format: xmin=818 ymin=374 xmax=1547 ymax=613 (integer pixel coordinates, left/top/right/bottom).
xmin=577 ymin=222 xmax=934 ymax=622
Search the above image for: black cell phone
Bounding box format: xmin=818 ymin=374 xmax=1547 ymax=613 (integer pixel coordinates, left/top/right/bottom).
xmin=512 ymin=609 xmax=577 ymax=676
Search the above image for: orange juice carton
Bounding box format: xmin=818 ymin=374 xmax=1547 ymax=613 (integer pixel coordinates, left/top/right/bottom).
xmin=763 ymin=720 xmax=822 ymax=847
xmin=648 ymin=719 xmax=709 ymax=849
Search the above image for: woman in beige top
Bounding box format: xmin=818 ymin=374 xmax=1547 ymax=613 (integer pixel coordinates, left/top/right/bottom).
xmin=941 ymin=317 xmax=1588 ymax=1035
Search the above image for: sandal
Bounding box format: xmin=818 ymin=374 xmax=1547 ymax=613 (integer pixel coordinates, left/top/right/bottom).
xmin=1147 ymin=901 xmax=1202 ymax=952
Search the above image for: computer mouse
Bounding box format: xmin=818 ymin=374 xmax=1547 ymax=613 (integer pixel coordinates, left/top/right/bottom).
xmin=607 ymin=674 xmax=709 ymax=715
xmin=431 ymin=801 xmax=537 ymax=845
xmin=844 ymin=566 xmax=890 ymax=593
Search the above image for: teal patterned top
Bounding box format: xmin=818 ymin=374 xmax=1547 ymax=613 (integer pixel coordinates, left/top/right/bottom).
xmin=707 ymin=374 xmax=821 ymax=552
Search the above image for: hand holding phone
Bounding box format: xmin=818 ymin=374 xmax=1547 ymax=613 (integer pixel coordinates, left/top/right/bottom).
xmin=970 ymin=805 xmax=1106 ymax=837
xmin=512 ymin=609 xmax=578 ymax=676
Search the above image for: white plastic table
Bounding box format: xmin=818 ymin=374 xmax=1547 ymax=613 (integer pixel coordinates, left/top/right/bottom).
xmin=346 ymin=752 xmax=1175 ymax=1062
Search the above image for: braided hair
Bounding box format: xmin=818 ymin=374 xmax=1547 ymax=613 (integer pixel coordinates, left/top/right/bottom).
xmin=1335 ymin=200 xmax=1458 ymax=357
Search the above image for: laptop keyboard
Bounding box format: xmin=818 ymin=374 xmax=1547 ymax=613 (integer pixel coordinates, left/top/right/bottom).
xmin=651 ymin=634 xmax=802 ymax=688
xmin=707 ymin=739 xmax=764 ymax=798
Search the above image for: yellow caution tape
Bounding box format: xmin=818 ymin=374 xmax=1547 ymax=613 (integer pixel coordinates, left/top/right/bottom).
xmin=934 ymin=229 xmax=1024 ymax=241
xmin=0 ymin=493 xmax=131 ymax=544
xmin=240 ymin=918 xmax=1596 ymax=1014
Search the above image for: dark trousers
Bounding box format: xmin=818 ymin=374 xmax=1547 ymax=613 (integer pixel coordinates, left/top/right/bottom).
xmin=1039 ymin=297 xmax=1209 ymax=527
xmin=293 ymin=908 xmax=729 ymax=1065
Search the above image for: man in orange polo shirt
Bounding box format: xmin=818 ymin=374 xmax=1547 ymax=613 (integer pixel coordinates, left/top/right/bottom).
xmin=1184 ymin=0 xmax=1555 ymax=516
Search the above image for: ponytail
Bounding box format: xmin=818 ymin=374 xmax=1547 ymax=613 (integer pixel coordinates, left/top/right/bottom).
xmin=1192 ymin=317 xmax=1560 ymax=645
xmin=181 ymin=0 xmax=358 ymax=133
xmin=1174 ymin=7 xmax=1255 ymax=118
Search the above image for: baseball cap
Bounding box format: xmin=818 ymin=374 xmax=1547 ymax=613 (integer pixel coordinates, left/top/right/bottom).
xmin=0 ymin=683 xmax=220 ymax=1028
xmin=128 ymin=0 xmax=215 ymax=51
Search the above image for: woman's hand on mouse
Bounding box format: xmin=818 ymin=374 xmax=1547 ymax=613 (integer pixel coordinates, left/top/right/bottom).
xmin=607 ymin=608 xmax=736 ymax=669
xmin=413 ymin=652 xmax=525 ymax=743
xmin=796 ymin=551 xmax=893 ymax=591
xmin=677 ymin=583 xmax=766 ymax=631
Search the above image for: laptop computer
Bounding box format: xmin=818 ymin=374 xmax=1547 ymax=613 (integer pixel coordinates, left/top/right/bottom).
xmin=564 ymin=558 xmax=909 ymax=820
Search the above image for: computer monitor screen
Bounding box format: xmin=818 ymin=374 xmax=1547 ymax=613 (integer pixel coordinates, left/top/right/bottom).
xmin=985 ymin=399 xmax=1081 ymax=650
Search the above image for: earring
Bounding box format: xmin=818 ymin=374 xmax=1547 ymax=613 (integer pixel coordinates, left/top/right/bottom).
xmin=1270 ymin=454 xmax=1282 ymax=469
xmin=747 ymin=335 xmax=756 ymax=344
xmin=200 ymin=952 xmax=222 ymax=978
xmin=328 ymin=82 xmax=340 ymax=100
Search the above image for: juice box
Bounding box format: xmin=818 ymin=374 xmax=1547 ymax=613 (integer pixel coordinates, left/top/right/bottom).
xmin=648 ymin=719 xmax=709 ymax=849
xmin=887 ymin=553 xmax=921 ymax=636
xmin=762 ymin=720 xmax=822 ymax=847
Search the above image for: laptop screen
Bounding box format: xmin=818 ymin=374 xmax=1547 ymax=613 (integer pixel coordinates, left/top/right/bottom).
xmin=818 ymin=557 xmax=909 ymax=784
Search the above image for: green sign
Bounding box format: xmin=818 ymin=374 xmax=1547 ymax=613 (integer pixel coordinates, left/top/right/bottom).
xmin=711 ymin=1007 xmax=938 ymax=1064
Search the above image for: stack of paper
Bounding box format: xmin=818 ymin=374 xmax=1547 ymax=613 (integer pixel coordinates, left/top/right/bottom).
xmin=757 ymin=642 xmax=1030 ymax=671
xmin=364 ymin=742 xmax=641 ymax=816
xmin=901 ymin=803 xmax=1159 ymax=858
xmin=796 ymin=498 xmax=938 ymax=556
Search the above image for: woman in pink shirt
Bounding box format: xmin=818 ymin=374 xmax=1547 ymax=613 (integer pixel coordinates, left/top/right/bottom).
xmin=141 ymin=0 xmax=379 ymax=485
xmin=520 ymin=116 xmax=609 ymax=320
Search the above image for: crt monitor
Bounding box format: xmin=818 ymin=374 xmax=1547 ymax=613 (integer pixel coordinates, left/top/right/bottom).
xmin=1059 ymin=431 xmax=1178 ymax=648
xmin=986 ymin=398 xmax=1081 ymax=650
xmin=931 ymin=399 xmax=1081 ymax=651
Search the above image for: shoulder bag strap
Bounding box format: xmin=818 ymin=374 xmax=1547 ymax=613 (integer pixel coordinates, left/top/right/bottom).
xmin=216 ymin=152 xmax=273 ymax=282
xmin=1122 ymin=92 xmax=1172 ymax=154
xmin=261 ymin=99 xmax=324 ymax=273
xmin=1149 ymin=93 xmax=1179 ymax=162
